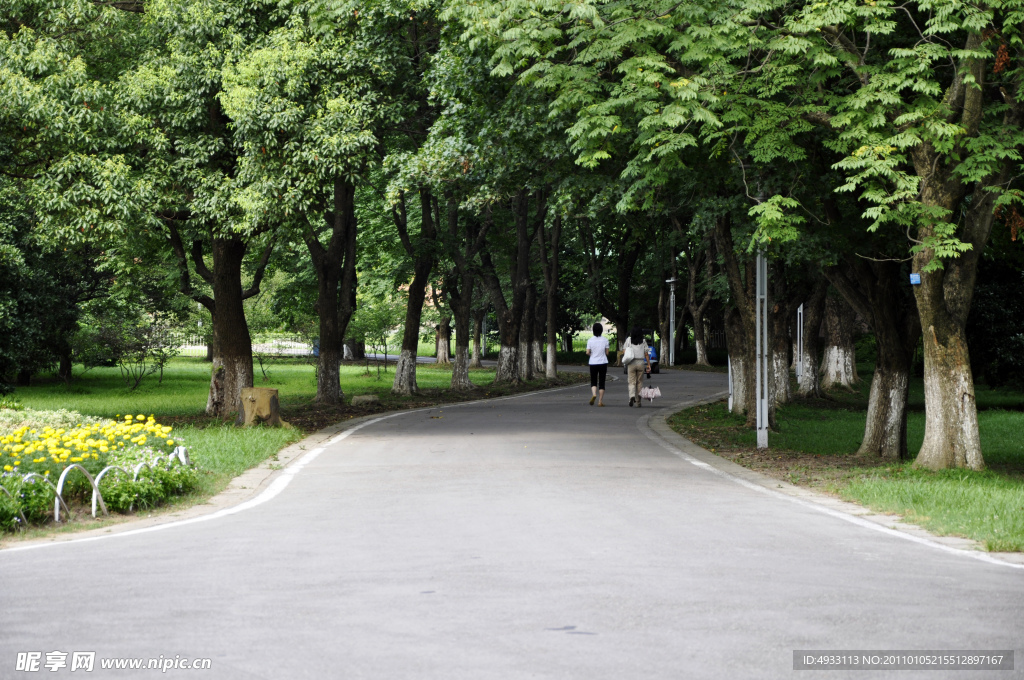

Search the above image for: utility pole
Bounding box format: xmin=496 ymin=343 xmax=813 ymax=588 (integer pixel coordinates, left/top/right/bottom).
xmin=796 ymin=303 xmax=804 ymax=383
xmin=755 ymin=251 xmax=769 ymax=449
xmin=666 ymin=277 xmax=677 ymax=366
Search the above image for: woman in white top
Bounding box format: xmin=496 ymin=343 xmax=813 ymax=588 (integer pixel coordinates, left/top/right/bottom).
xmin=623 ymin=326 xmax=651 ymax=407
xmin=586 ymin=322 xmax=610 ymax=406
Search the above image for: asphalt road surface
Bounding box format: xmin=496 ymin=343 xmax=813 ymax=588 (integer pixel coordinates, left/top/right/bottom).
xmin=1 ymin=369 xmax=1021 ymax=679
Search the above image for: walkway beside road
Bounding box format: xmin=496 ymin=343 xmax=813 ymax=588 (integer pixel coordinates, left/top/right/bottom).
xmin=1 ymin=369 xmax=1021 ymax=679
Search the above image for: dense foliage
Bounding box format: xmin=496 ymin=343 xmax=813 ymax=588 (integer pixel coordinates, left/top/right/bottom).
xmin=3 ymin=0 xmax=1024 ymax=469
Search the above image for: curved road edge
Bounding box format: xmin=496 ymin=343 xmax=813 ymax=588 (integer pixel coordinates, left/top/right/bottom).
xmin=638 ymin=395 xmax=1024 ymax=571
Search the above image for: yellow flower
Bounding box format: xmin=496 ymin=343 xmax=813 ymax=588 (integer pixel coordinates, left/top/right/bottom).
xmin=167 ymin=440 xmax=175 ymax=446
xmin=136 ymin=415 xmax=145 ymax=421
xmin=2 ymin=465 xmax=10 ymax=472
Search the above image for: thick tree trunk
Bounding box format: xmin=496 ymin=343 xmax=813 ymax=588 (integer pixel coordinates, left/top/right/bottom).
xmin=206 ymin=238 xmax=254 ymax=418
xmin=314 ymin=267 xmax=343 ymax=405
xmin=914 ymin=305 xmax=982 ymax=469
xmin=859 ymin=345 xmax=911 ymax=460
xmin=451 ymin=345 xmax=472 ymax=390
xmin=495 ymin=344 xmax=517 ymax=382
xmin=693 ymin=319 xmax=710 ymax=367
xmin=909 ymin=184 xmax=987 ymax=470
xmin=820 ymin=295 xmax=858 ymax=390
xmin=435 ymin=315 xmax=452 ymax=365
xmin=306 ymin=179 xmax=358 ymax=405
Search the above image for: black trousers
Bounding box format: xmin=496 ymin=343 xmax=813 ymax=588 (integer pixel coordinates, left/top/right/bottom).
xmin=590 ymin=364 xmax=607 ymax=390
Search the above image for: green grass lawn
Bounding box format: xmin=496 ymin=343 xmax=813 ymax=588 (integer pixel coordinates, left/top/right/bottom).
xmin=14 ymin=357 xmax=498 ymax=418
xmin=668 ymin=372 xmax=1024 ymax=551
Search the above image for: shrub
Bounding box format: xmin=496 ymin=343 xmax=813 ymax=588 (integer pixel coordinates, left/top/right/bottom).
xmin=0 ymin=412 xmax=196 ymax=531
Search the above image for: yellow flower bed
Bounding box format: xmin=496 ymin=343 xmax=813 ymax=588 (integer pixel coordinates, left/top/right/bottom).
xmin=0 ymin=414 xmax=180 ymax=479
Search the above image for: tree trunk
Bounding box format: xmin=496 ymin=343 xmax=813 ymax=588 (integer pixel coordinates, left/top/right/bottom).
xmin=683 ymin=236 xmax=715 ymax=367
xmin=315 ymin=266 xmax=343 ymax=406
xmin=435 ymin=315 xmax=452 ymax=365
xmin=914 ymin=300 xmax=983 ymax=469
xmin=544 ymin=296 xmax=557 ymax=380
xmin=518 ymin=285 xmax=536 ymax=382
xmin=206 ymin=238 xmax=255 ymax=419
xmin=724 ymin=308 xmax=750 ymax=416
xmin=480 ymin=190 xmax=543 ymax=384
xmin=532 ymin=295 xmax=545 ymax=375
xmin=860 ymin=344 xmax=911 ymax=460
xmin=714 ymin=214 xmax=772 ymax=427
xmin=57 ymin=351 xmax=73 ymax=386
xmin=827 ymin=257 xmax=922 ymax=460
xmin=449 ymin=286 xmax=474 ymax=390
xmin=770 ymin=288 xmax=791 ymax=406
xmin=470 ymin=309 xmax=484 ymax=368
xmin=820 ymin=295 xmax=858 ymax=390
xmin=495 ymin=344 xmax=517 ymax=382
xmin=693 ymin=315 xmax=710 ymax=366
xmin=538 ymin=214 xmax=561 ymax=380
xmin=392 ymin=189 xmax=437 ymax=396
xmin=903 ymin=39 xmax=1001 ymax=470
xmin=306 ymin=178 xmax=358 ymax=406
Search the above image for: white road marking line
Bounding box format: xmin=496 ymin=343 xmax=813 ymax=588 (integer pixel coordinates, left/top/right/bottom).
xmin=639 ymin=403 xmax=1024 ymax=572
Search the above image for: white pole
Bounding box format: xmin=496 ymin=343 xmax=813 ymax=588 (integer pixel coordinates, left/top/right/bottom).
xmin=796 ymin=303 xmax=804 ymax=383
xmin=756 ymin=251 xmax=768 ymax=449
xmin=666 ymin=278 xmax=677 ymax=366
xmin=727 ymin=355 xmax=733 ymax=411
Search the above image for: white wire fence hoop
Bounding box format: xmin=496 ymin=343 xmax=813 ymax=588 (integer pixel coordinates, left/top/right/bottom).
xmin=20 ymin=472 xmax=72 ymax=523
xmin=2 ymin=448 xmax=192 ymax=527
xmin=55 ymin=464 xmax=106 ymax=522
xmin=0 ymin=484 xmax=29 ymax=530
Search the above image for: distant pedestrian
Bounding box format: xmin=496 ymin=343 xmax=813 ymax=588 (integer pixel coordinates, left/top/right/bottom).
xmin=586 ymin=322 xmax=610 ymax=406
xmin=624 ymin=326 xmax=651 ymax=407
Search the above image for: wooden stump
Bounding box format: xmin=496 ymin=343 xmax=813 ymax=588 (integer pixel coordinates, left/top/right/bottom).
xmin=239 ymin=387 xmax=290 ymax=428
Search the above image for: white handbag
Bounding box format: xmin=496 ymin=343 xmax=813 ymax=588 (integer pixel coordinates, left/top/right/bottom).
xmin=622 ymin=340 xmax=638 ymax=365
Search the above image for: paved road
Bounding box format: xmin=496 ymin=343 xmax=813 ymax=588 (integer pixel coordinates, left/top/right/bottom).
xmin=1 ymin=369 xmax=1022 ymax=679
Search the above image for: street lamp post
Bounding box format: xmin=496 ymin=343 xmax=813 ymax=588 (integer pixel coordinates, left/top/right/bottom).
xmin=755 ymin=251 xmax=768 ymax=449
xmin=666 ymin=278 xmax=677 ymax=366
